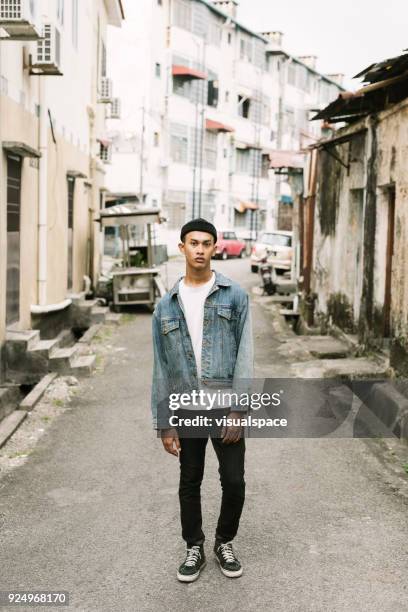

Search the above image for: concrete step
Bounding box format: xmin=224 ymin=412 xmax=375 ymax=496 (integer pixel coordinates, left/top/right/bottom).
xmin=55 ymin=328 xmax=76 ymax=349
xmin=28 ymin=338 xmax=60 ymax=358
xmin=78 ymin=323 xmax=102 ymax=345
xmin=48 ymin=345 xmax=80 ymax=373
xmin=70 ymin=354 xmax=96 ymax=377
xmin=295 ymin=336 xmax=349 ymax=359
xmin=0 ymin=409 xmax=28 ymax=449
xmin=6 ymin=329 xmax=40 ymax=350
xmin=90 ymin=306 xmax=109 ymax=323
xmin=19 ymin=373 xmax=58 ymax=412
xmin=290 ymin=357 xmax=389 ymax=379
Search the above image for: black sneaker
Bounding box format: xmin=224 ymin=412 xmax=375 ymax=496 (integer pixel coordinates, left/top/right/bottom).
xmin=214 ymin=541 xmax=243 ymax=578
xmin=177 ymin=545 xmax=206 ymax=582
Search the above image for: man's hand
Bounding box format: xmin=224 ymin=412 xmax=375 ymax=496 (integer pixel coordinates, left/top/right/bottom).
xmin=160 ymin=427 xmax=181 ymax=457
xmin=221 ymin=411 xmax=244 ymax=444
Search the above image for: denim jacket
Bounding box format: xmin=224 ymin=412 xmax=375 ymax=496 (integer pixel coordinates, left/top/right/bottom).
xmin=151 ymin=270 xmax=254 ymax=429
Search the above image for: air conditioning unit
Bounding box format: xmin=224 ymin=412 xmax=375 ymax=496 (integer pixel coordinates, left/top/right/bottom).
xmin=99 ymin=77 xmax=113 ymax=103
xmin=31 ymin=24 xmax=62 ymax=75
xmin=99 ymin=142 xmax=112 ymax=164
xmin=0 ymin=0 xmax=40 ymax=39
xmin=110 ymin=97 xmax=121 ymax=119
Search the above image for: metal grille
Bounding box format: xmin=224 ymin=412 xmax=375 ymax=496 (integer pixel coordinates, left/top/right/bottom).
xmin=100 ymin=77 xmax=113 ymax=101
xmin=99 ymin=143 xmax=112 ymax=164
xmin=37 ymin=24 xmax=51 ymax=62
xmin=110 ymin=97 xmax=121 ymax=119
xmin=1 ymin=0 xmax=22 ymax=20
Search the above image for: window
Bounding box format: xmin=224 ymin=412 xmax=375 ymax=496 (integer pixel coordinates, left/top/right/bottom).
xmin=228 ymin=32 xmax=232 ymax=44
xmin=72 ymin=0 xmax=78 ymax=48
xmin=288 ymin=63 xmax=296 ymax=86
xmin=155 ymin=63 xmax=161 ymax=78
xmin=208 ymin=21 xmax=222 ymax=46
xmin=154 ymin=132 xmax=159 ymax=147
xmin=261 ymin=154 xmax=270 ymax=178
xmin=236 ymin=149 xmax=250 ymax=174
xmin=57 ymin=0 xmax=64 ymax=25
xmin=238 ymin=95 xmax=251 ymax=119
xmin=207 ymin=79 xmax=219 ymax=108
xmin=173 ymin=75 xmax=191 ymax=99
xmin=165 ymin=193 xmax=188 ymax=229
xmin=225 ymin=91 xmax=229 ymax=103
xmin=239 ymin=36 xmax=253 ymax=63
xmin=204 ymin=130 xmax=217 ymax=169
xmin=170 ymin=124 xmax=188 ymax=163
xmin=101 ymin=40 xmax=107 ymax=77
xmin=173 ymin=0 xmax=192 ymax=30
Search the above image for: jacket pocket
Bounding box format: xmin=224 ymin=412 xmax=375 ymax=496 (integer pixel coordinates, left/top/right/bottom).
xmin=161 ymin=318 xmax=180 ymax=335
xmin=217 ymin=305 xmax=233 ymax=320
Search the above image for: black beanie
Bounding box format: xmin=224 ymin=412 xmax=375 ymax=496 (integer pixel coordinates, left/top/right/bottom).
xmin=180 ymin=218 xmax=217 ymax=244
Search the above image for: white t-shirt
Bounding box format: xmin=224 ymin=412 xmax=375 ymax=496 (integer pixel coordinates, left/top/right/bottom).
xmin=179 ymin=271 xmax=215 ymax=378
xmin=179 ymin=271 xmax=233 ymax=411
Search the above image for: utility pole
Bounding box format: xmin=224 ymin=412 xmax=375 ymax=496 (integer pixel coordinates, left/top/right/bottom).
xmin=197 ymin=38 xmax=207 ymax=218
xmin=139 ymin=103 xmax=146 ymax=205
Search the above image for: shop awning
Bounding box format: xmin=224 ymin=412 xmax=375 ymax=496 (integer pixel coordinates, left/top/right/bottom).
xmin=96 ymin=204 xmax=161 ymax=227
xmin=172 ymin=64 xmax=207 ymax=80
xmin=269 ymin=150 xmax=304 ymax=169
xmin=234 ymin=200 xmax=259 ymax=213
xmin=97 ymin=137 xmax=112 ymax=147
xmin=67 ymin=170 xmax=87 ymax=179
xmin=205 ymin=119 xmax=234 ymax=133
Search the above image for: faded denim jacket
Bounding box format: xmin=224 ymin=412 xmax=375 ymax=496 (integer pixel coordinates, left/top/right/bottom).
xmin=151 ymin=270 xmax=254 ymax=429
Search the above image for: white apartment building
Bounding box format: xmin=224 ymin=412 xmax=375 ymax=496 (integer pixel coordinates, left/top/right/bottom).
xmin=0 ymin=0 xmax=123 ymax=378
xmin=106 ymin=0 xmax=343 ymax=252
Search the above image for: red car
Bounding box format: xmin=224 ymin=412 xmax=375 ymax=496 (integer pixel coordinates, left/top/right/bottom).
xmin=213 ymin=231 xmax=246 ymax=260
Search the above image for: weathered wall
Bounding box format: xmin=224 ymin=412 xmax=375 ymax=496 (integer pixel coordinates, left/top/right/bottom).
xmin=312 ymin=127 xmax=368 ymax=332
xmin=376 ymin=101 xmax=408 ymax=369
xmin=311 ymin=99 xmax=408 ymax=369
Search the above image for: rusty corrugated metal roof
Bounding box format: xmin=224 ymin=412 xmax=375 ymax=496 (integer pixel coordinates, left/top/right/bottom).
xmin=312 ymin=52 xmax=408 ymax=123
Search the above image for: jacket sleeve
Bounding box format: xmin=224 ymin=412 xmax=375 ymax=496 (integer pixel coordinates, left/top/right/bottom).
xmin=151 ymin=310 xmax=171 ymax=430
xmin=231 ymin=292 xmax=254 ymax=413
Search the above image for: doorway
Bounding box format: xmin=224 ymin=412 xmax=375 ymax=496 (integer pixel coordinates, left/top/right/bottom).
xmin=67 ymin=175 xmax=75 ymax=290
xmin=6 ymin=155 xmax=22 ymax=326
xmin=383 ymin=185 xmax=396 ymax=337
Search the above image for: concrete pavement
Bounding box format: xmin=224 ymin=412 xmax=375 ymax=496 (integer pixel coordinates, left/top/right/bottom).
xmin=0 ymin=257 xmax=408 ymax=612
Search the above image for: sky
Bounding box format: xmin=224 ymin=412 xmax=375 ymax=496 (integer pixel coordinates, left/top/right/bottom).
xmin=237 ymin=0 xmax=408 ymax=89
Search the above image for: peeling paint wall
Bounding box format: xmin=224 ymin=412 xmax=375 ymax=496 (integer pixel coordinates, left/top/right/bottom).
xmin=312 ymin=128 xmax=368 ymax=331
xmin=310 ymin=99 xmax=408 ymax=370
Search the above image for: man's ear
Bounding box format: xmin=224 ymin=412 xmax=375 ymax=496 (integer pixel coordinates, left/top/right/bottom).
xmin=178 ymin=241 xmax=185 ymax=254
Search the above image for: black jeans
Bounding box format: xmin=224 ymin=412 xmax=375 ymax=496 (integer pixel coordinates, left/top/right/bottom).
xmin=178 ymin=411 xmax=246 ymax=547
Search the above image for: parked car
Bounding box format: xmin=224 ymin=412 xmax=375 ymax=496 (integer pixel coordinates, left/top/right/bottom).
xmin=250 ymin=230 xmax=293 ymax=273
xmin=213 ymin=231 xmax=246 ymax=260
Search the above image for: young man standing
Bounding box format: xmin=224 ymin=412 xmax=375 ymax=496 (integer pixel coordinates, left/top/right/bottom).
xmin=151 ymin=218 xmax=253 ymax=582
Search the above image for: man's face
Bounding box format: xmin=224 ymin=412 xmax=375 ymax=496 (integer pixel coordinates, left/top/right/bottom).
xmin=179 ymin=231 xmax=217 ymax=270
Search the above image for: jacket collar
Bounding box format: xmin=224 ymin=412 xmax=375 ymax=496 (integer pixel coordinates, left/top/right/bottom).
xmin=169 ymin=269 xmax=232 ymax=298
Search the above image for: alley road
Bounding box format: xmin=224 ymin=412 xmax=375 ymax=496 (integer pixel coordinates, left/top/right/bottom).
xmin=1 ymin=257 xmax=408 ymax=612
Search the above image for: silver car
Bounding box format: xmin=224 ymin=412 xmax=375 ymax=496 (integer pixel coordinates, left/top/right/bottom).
xmin=250 ymin=230 xmax=293 ymax=274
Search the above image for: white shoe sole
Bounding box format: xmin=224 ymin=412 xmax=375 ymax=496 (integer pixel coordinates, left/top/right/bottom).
xmin=177 ymin=560 xmax=207 ymax=582
xmin=215 ymin=554 xmax=243 ymax=578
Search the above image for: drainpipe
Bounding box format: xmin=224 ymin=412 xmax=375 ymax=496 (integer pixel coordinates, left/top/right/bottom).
xmin=38 ymin=77 xmax=48 ymax=306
